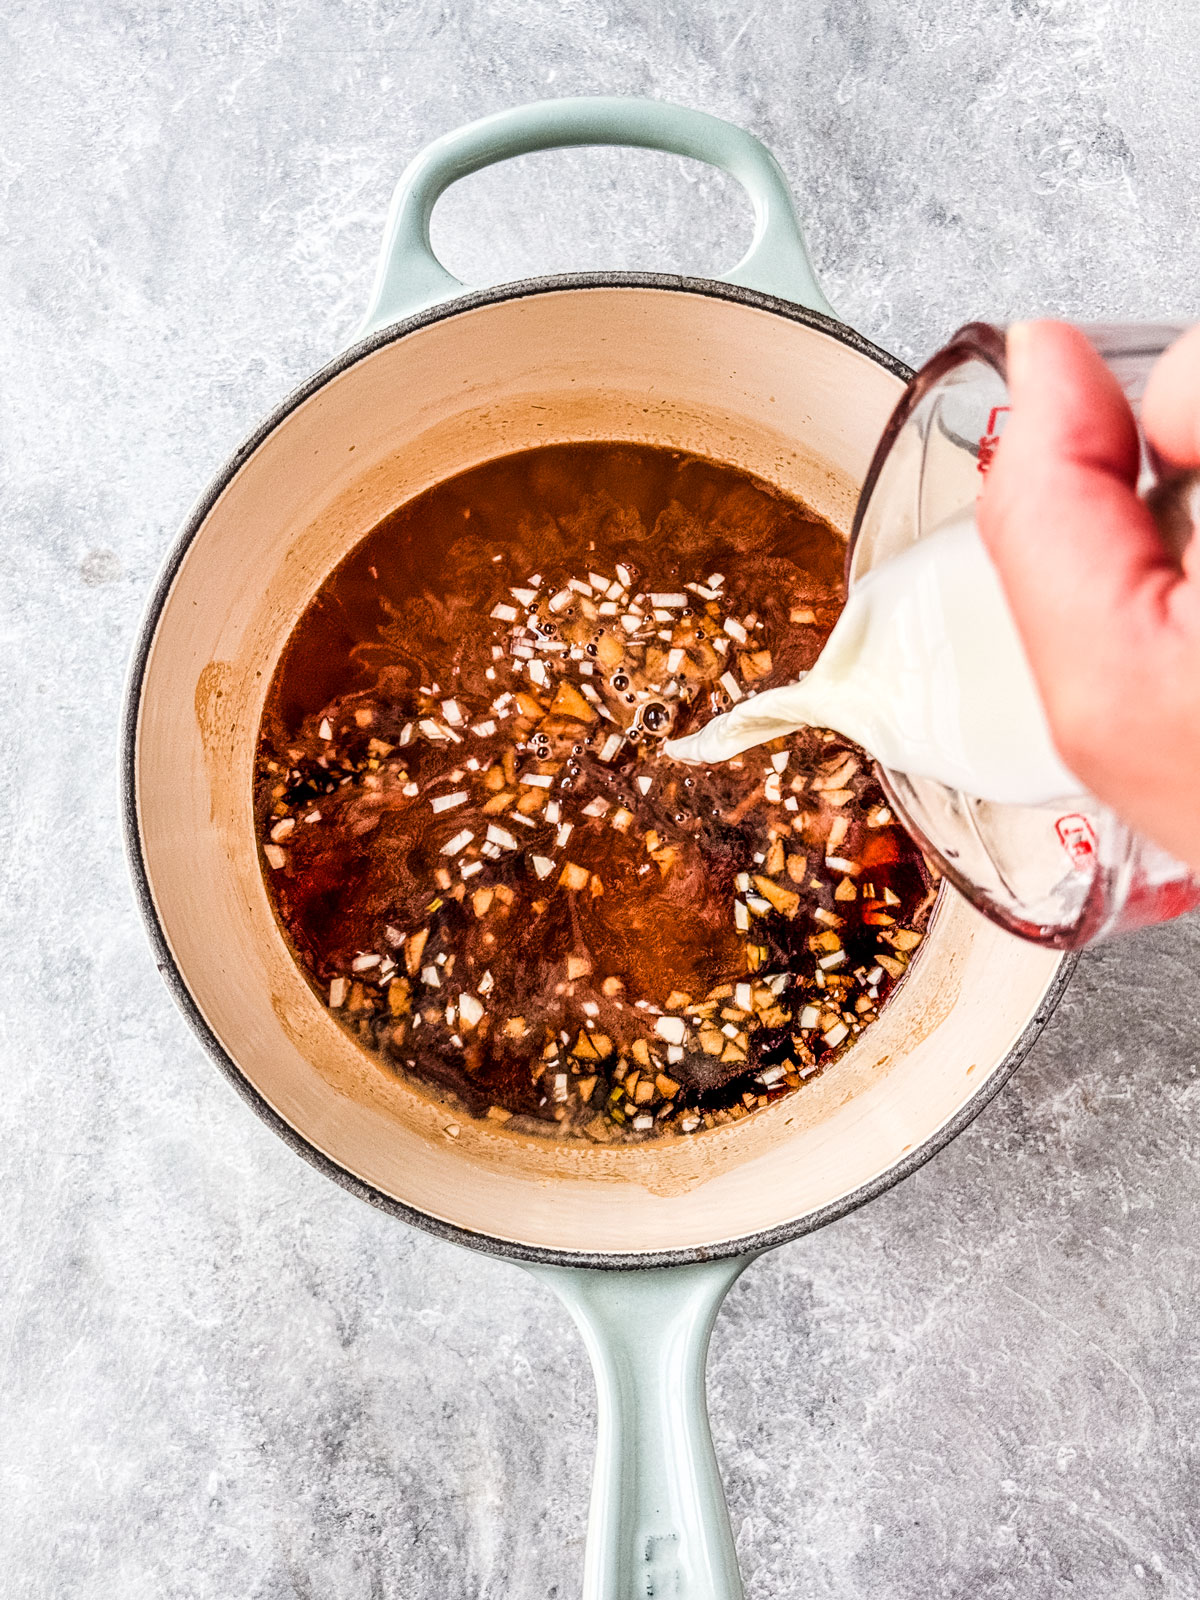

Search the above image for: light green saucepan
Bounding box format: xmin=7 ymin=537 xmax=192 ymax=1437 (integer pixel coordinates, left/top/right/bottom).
xmin=124 ymin=96 xmax=1072 ymax=1598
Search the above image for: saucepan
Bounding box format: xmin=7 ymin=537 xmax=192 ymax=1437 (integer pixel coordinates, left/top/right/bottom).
xmin=123 ymin=97 xmax=1071 ymax=1597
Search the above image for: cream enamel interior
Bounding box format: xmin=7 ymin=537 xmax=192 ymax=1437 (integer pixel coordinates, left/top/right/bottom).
xmin=134 ymin=285 xmax=1063 ymax=1256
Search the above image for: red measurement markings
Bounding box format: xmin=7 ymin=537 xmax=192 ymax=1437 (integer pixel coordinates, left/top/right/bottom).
xmin=976 ymin=405 xmax=1010 ymax=476
xmin=1056 ymin=813 xmax=1097 ymax=870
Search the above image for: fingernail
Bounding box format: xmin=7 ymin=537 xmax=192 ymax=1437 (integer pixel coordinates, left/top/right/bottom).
xmin=1006 ymin=321 xmax=1032 ymax=388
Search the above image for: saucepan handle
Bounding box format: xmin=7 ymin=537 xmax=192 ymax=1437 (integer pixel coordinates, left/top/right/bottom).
xmin=355 ymin=96 xmax=835 ymax=338
xmin=526 ymin=1255 xmax=755 ymax=1600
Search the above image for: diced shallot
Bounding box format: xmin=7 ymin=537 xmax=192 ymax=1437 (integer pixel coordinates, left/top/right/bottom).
xmin=459 ymin=993 xmax=484 ymax=1027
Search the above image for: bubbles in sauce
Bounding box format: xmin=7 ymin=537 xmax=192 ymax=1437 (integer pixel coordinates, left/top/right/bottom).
xmin=256 ymin=444 xmax=936 ymax=1141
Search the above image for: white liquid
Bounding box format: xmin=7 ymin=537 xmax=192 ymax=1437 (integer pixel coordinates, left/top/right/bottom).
xmin=665 ymin=514 xmax=1081 ymax=806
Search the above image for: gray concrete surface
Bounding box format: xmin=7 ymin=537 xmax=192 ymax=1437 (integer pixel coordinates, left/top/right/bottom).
xmin=4 ymin=1 xmax=1200 ymax=1595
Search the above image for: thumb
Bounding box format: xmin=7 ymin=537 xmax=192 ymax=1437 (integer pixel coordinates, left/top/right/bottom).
xmin=978 ymin=321 xmax=1178 ymax=720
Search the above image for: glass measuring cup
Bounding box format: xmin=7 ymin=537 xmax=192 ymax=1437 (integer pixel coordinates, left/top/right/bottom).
xmin=849 ymin=321 xmax=1200 ymax=948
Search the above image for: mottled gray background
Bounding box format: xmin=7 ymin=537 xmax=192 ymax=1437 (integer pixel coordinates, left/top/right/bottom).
xmin=4 ymin=1 xmax=1200 ymax=1595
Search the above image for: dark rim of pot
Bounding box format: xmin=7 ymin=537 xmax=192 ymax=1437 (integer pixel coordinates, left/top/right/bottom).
xmin=120 ymin=270 xmax=1076 ymax=1271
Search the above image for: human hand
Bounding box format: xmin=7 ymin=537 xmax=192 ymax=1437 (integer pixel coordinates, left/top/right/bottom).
xmin=977 ymin=319 xmax=1200 ymax=871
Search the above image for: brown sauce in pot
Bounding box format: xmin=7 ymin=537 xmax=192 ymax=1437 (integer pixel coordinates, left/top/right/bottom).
xmin=256 ymin=443 xmax=936 ymax=1141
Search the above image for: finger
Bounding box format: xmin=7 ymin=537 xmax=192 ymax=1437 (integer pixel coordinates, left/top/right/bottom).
xmin=1141 ymin=324 xmax=1200 ymax=470
xmin=979 ymin=320 xmax=1175 ymax=650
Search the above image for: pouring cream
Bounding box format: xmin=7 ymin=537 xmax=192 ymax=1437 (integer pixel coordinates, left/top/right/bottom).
xmin=665 ymin=513 xmax=1081 ymax=807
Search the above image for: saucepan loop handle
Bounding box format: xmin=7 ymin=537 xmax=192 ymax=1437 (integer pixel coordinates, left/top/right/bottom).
xmin=526 ymin=1255 xmax=755 ymax=1600
xmin=355 ymin=96 xmax=835 ymax=338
